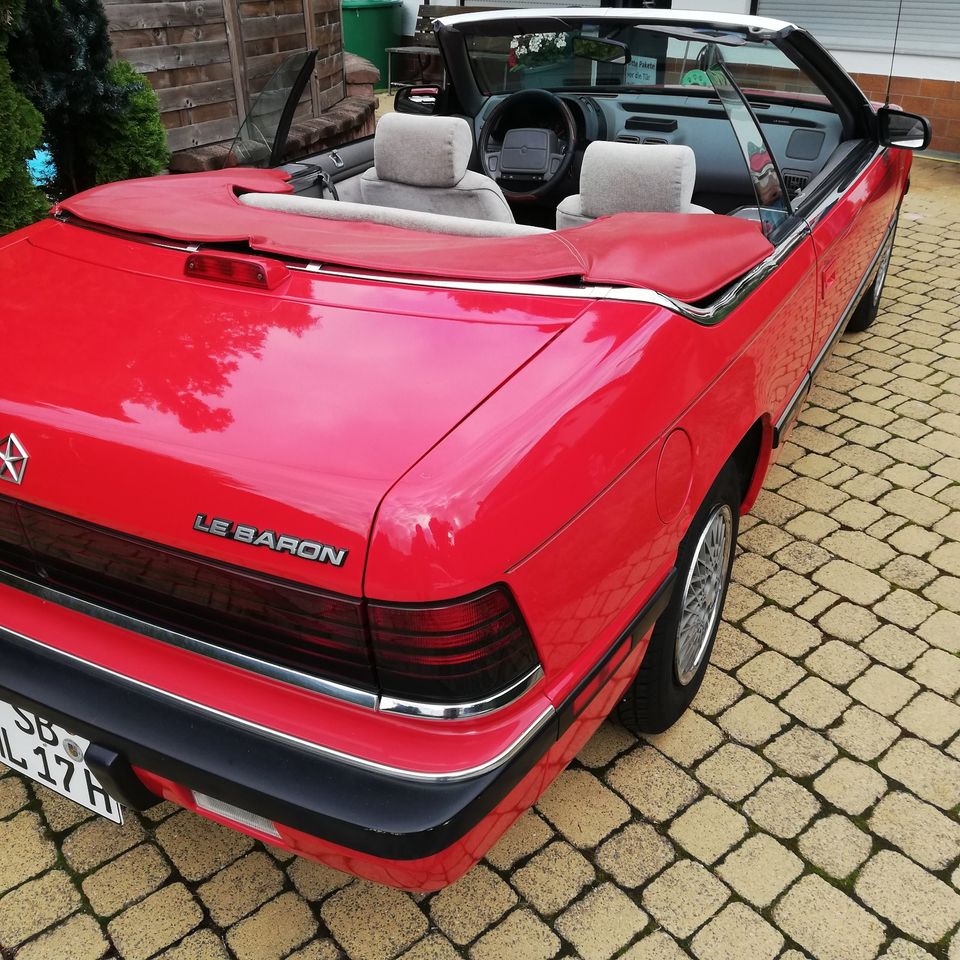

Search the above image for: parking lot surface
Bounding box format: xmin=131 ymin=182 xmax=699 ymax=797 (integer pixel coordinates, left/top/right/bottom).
xmin=1 ymin=156 xmax=959 ymax=960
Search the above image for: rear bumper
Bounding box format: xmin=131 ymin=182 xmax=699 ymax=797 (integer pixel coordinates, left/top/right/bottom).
xmin=0 ymin=572 xmax=672 ymax=872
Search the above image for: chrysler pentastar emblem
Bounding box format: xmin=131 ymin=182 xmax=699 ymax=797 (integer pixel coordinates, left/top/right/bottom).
xmin=0 ymin=434 xmax=28 ymax=485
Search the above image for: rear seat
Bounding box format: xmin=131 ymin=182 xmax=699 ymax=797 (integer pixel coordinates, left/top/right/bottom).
xmin=238 ymin=192 xmax=549 ymax=238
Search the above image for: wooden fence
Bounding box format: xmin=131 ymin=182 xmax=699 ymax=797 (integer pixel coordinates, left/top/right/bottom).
xmin=105 ymin=0 xmax=344 ymax=155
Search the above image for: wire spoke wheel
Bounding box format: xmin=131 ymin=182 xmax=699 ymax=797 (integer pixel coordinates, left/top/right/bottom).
xmin=674 ymin=503 xmax=734 ymax=686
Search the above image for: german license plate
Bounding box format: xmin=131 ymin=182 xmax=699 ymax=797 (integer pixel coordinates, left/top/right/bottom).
xmin=0 ymin=699 xmax=123 ymax=824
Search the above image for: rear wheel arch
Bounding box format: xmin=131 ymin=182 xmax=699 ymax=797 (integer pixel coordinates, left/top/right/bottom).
xmin=731 ymin=416 xmax=774 ymax=515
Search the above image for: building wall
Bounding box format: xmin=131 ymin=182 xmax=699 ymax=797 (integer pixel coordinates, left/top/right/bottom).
xmin=105 ymin=0 xmax=344 ymax=154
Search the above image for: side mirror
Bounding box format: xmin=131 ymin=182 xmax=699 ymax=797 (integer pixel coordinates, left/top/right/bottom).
xmin=877 ymin=106 xmax=931 ymax=151
xmin=394 ymin=85 xmax=441 ymax=116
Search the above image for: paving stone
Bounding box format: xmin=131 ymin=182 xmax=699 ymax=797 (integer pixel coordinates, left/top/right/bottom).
xmin=856 ymin=850 xmax=960 ymax=944
xmin=774 ymin=874 xmax=885 ymax=960
xmin=879 ymin=939 xmax=937 ymax=960
xmin=607 ymin=747 xmax=700 ymax=823
xmin=763 ymin=725 xmax=838 ymax=777
xmin=595 ymin=823 xmax=674 ymax=889
xmin=153 ymin=811 xmax=252 ymax=882
xmin=814 ymin=559 xmax=891 ymax=605
xmin=798 ymin=814 xmax=873 ymax=879
xmin=322 ymin=882 xmax=428 ymax=960
xmin=743 ymin=777 xmax=820 ymax=839
xmin=645 ymin=710 xmax=723 ymax=766
xmin=722 ymin=583 xmax=765 ymax=622
xmin=37 ymin=788 xmax=94 ymax=833
xmin=431 ymin=865 xmax=517 ymax=945
xmin=0 ymin=811 xmax=56 ymax=895
xmin=196 ymin=851 xmax=285 ymax=927
xmin=916 ymin=609 xmax=960 ymax=653
xmin=909 ymin=648 xmax=960 ymax=696
xmin=889 ymin=524 xmax=944 ymax=557
xmin=860 ymin=624 xmax=929 ymax=669
xmin=286 ymin=856 xmax=352 ymax=901
xmin=695 ymin=742 xmax=772 ymax=801
xmin=849 ymin=664 xmax=921 ymax=716
xmin=880 ymin=737 xmax=960 ymax=810
xmin=224 ymin=892 xmax=318 ymax=960
xmin=536 ymin=769 xmax=630 ymax=849
xmin=108 ymin=883 xmax=203 ymax=960
xmin=0 ymin=869 xmax=80 ymax=947
xmin=577 ymin=722 xmax=636 ymax=768
xmin=869 ymin=791 xmax=960 ymax=871
xmin=823 ymin=530 xmax=897 ymax=570
xmin=160 ymin=930 xmax=231 ymax=960
xmin=879 ymin=488 xmax=951 ymax=526
xmin=15 ymin=914 xmax=110 ymax=960
xmin=0 ymin=777 xmax=28 ymax=817
xmin=818 ymin=602 xmax=881 ymax=642
xmin=743 ymin=606 xmax=822 ymax=657
xmin=555 ymin=883 xmax=648 ymax=960
xmin=813 ymin=758 xmax=887 ymax=815
xmin=691 ymin=666 xmax=744 ymax=717
xmin=690 ymin=902 xmax=783 ymax=960
xmin=62 ymin=816 xmax=145 ymax=874
xmin=880 ymin=554 xmax=939 ymax=590
xmin=780 ymin=676 xmax=852 ymax=729
xmin=786 ymin=510 xmax=841 ymax=542
xmin=511 ymin=841 xmax=593 ymax=915
xmin=710 ymin=624 xmax=762 ymax=669
xmin=805 ymin=639 xmax=870 ymax=685
xmin=83 ymin=842 xmax=171 ymax=918
xmin=923 ymin=576 xmax=960 ymax=615
xmin=470 ymin=909 xmax=560 ymax=960
xmin=399 ymin=934 xmax=462 ymax=960
xmin=717 ymin=693 xmax=789 ymax=745
xmin=828 ymin=704 xmax=901 ymax=760
xmin=641 ymin=860 xmax=729 ymax=939
xmin=667 ymin=797 xmax=748 ymax=866
xmin=485 ymin=812 xmax=554 ymax=871
xmin=715 ymin=833 xmax=802 ymax=908
xmin=896 ymin=690 xmax=960 ymax=744
xmin=758 ymin=569 xmax=817 ymax=607
xmin=874 ymin=589 xmax=938 ymax=630
xmin=621 ymin=931 xmax=689 ymax=960
xmin=736 ymin=651 xmax=805 ymax=698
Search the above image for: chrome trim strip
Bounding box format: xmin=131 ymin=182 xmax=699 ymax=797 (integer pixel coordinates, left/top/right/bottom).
xmin=291 ymin=221 xmax=810 ymax=328
xmin=380 ymin=666 xmax=544 ymax=720
xmin=0 ymin=616 xmax=557 ymax=785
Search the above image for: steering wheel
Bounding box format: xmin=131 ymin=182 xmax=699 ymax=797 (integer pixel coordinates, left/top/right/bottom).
xmin=479 ymin=89 xmax=577 ymax=201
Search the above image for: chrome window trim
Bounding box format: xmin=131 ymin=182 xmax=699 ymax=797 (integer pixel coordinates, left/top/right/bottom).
xmin=0 ymin=568 xmax=543 ymax=722
xmin=0 ymin=615 xmax=557 ymax=784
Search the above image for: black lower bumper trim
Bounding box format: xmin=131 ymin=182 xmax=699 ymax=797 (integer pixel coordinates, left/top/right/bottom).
xmin=0 ymin=572 xmax=673 ymax=861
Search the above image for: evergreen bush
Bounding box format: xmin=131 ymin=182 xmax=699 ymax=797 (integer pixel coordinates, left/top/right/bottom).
xmin=0 ymin=0 xmax=47 ymax=232
xmin=90 ymin=59 xmax=169 ymax=184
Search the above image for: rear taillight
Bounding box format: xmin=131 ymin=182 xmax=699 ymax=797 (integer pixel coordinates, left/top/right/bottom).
xmin=368 ymin=587 xmax=541 ymax=707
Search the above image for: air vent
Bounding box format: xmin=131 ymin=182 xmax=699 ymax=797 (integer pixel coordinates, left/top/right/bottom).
xmin=642 ymin=138 xmax=668 ymax=145
xmin=783 ymin=169 xmax=810 ymax=197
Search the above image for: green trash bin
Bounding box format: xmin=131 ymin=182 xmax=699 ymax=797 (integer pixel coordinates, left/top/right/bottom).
xmin=342 ymin=0 xmax=402 ymax=91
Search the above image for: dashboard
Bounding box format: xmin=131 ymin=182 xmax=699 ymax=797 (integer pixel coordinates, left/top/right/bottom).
xmin=473 ymin=90 xmax=844 ymax=211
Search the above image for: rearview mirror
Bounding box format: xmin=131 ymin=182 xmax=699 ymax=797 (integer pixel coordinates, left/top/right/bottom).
xmin=572 ymin=36 xmax=631 ymax=66
xmin=877 ymin=106 xmax=931 ymax=151
xmin=394 ymin=85 xmax=441 ymax=116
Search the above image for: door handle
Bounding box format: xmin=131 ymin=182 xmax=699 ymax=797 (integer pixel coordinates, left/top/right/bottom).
xmin=822 ymin=267 xmax=837 ymax=296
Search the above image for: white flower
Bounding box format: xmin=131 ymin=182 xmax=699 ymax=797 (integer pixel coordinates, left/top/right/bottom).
xmin=510 ymin=38 xmax=518 ymax=49
xmin=530 ymin=37 xmax=541 ymax=51
xmin=557 ymin=36 xmax=566 ymax=48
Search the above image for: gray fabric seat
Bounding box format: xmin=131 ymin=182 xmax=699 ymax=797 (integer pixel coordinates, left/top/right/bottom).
xmin=556 ymin=141 xmax=712 ymax=229
xmin=238 ymin=192 xmax=547 ymax=237
xmin=360 ymin=113 xmax=515 ymax=224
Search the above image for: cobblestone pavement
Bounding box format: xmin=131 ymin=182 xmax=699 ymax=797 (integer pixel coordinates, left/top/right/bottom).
xmin=2 ymin=157 xmax=959 ymax=960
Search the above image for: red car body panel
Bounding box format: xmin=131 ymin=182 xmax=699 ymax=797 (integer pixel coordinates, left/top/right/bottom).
xmin=0 ymin=119 xmax=912 ymax=887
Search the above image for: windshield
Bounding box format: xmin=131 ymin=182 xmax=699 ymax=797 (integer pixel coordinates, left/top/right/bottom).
xmin=465 ymin=24 xmax=750 ymax=95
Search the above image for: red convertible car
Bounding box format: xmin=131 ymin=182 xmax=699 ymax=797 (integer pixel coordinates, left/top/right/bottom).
xmin=0 ymin=9 xmax=930 ymax=889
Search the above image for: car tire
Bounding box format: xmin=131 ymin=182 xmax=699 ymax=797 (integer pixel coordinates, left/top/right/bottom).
xmin=616 ymin=463 xmax=740 ymax=735
xmin=846 ymin=213 xmax=898 ymax=334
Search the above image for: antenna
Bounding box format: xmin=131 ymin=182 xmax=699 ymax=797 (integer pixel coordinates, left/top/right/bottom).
xmin=884 ymin=0 xmax=905 ymax=106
